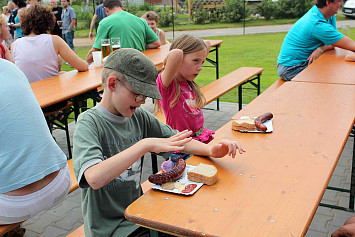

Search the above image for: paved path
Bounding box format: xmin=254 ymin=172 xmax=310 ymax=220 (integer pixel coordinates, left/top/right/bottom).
xmin=74 ymin=20 xmax=355 ymax=47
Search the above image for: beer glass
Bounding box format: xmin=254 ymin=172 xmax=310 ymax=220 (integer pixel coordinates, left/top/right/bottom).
xmin=111 ymin=37 xmax=121 ymax=51
xmin=341 ymin=24 xmax=350 ymax=37
xmin=101 ymin=39 xmax=111 ymax=59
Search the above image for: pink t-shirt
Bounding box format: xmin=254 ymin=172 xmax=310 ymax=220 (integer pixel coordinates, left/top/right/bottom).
xmin=157 ymin=73 xmax=214 ymax=143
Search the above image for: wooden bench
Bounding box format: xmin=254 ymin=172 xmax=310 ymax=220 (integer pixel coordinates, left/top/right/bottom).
xmin=0 ymin=159 xmax=79 ymax=237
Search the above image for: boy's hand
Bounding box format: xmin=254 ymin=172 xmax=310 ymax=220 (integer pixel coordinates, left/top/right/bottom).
xmin=211 ymin=139 xmax=246 ymax=158
xmin=146 ymin=130 xmax=193 ymax=154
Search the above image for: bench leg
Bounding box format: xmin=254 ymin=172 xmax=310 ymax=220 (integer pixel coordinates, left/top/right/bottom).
xmin=150 ymin=230 xmax=159 ymax=237
xmin=238 ymin=85 xmax=243 ymax=111
xmin=151 ymin=153 xmax=158 ymax=174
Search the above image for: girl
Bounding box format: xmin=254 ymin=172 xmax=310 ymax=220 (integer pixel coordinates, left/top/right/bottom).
xmin=156 ymin=34 xmax=244 ymax=171
xmin=0 ymin=14 xmax=12 ymax=61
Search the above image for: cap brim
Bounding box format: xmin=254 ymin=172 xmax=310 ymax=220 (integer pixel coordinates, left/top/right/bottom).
xmin=126 ymin=75 xmax=162 ymax=100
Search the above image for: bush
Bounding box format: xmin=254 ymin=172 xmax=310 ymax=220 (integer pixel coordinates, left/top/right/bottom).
xmin=256 ymin=0 xmax=276 ymax=20
xmin=159 ymin=10 xmax=173 ymax=27
xmin=273 ymin=0 xmax=314 ymax=19
xmin=193 ymin=8 xmax=209 ymax=24
xmin=220 ymin=0 xmax=248 ymax=23
xmin=71 ymin=5 xmax=93 ymax=30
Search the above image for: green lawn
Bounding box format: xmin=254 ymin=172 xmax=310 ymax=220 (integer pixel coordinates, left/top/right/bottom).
xmin=63 ymin=28 xmax=354 ymax=105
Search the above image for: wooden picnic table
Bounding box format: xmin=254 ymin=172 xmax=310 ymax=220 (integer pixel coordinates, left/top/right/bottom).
xmin=30 ymin=40 xmax=223 ymax=109
xmin=293 ymin=48 xmax=355 ymax=85
xmin=125 ymin=81 xmax=355 ymax=237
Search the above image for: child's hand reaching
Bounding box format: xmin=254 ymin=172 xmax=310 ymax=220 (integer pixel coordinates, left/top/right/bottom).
xmin=145 ymin=130 xmax=193 ymax=154
xmin=210 ymin=139 xmax=246 ymax=158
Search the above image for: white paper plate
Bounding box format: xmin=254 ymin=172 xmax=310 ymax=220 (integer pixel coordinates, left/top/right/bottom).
xmin=237 ymin=116 xmax=273 ymax=133
xmin=152 ymin=165 xmax=204 ymax=195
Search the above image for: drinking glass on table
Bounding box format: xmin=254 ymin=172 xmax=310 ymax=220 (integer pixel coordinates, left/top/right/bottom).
xmin=101 ymin=39 xmax=111 ymax=59
xmin=341 ymin=24 xmax=350 ymax=37
xmin=111 ymin=37 xmax=121 ymax=51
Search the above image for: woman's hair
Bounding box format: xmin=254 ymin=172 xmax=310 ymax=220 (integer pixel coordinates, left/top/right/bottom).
xmin=21 ymin=4 xmax=55 ymax=36
xmin=0 ymin=14 xmax=6 ymax=38
xmin=142 ymin=11 xmax=159 ymax=23
xmin=2 ymin=6 xmax=9 ymax=14
xmin=13 ymin=0 xmax=26 ymax=8
xmin=167 ymin=34 xmax=207 ymax=110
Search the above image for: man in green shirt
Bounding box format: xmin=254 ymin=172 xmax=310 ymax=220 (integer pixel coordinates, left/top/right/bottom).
xmin=85 ymin=0 xmax=160 ymax=63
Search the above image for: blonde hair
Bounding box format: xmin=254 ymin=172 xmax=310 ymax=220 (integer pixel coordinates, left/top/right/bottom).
xmin=168 ymin=34 xmax=207 ymax=110
xmin=2 ymin=6 xmax=9 ymax=13
xmin=0 ymin=14 xmax=6 ymax=38
xmin=101 ymin=68 xmax=126 ymax=90
xmin=142 ymin=11 xmax=159 ymax=23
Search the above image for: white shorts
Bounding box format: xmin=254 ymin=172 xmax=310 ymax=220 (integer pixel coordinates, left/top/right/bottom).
xmin=0 ymin=165 xmax=71 ymax=224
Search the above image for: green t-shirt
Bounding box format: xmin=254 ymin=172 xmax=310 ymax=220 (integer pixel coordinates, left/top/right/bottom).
xmin=73 ymin=104 xmax=177 ymax=237
xmin=93 ymin=11 xmax=159 ymax=51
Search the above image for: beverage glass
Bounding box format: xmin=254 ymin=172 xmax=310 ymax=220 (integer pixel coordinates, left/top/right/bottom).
xmin=92 ymin=51 xmax=102 ymax=67
xmin=111 ymin=37 xmax=121 ymax=51
xmin=101 ymin=39 xmax=111 ymax=59
xmin=341 ymin=24 xmax=350 ymax=37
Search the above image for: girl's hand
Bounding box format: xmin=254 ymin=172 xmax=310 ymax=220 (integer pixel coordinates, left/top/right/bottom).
xmin=144 ymin=130 xmax=193 ymax=154
xmin=211 ymin=139 xmax=246 ymax=158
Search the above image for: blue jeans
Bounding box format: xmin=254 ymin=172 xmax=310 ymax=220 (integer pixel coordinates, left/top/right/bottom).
xmin=277 ymin=61 xmax=308 ymax=81
xmin=63 ymin=30 xmax=75 ymax=50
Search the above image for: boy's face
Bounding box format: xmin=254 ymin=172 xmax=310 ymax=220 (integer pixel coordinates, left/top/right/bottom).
xmin=146 ymin=19 xmax=158 ymax=32
xmin=108 ymin=77 xmax=146 ymax=117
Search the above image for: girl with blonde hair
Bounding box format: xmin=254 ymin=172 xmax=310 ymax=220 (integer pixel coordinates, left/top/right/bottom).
xmin=0 ymin=14 xmax=12 ymax=60
xmin=156 ymin=34 xmax=244 ymax=171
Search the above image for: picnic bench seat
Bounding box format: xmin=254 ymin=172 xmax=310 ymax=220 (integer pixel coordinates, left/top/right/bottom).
xmin=0 ymin=159 xmax=79 ymax=237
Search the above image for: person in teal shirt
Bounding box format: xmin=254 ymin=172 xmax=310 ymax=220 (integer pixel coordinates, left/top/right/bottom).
xmin=277 ymin=0 xmax=355 ymax=81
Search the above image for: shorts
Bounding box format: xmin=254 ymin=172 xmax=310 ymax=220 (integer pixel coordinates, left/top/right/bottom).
xmin=0 ymin=165 xmax=71 ymax=224
xmin=63 ymin=30 xmax=75 ymax=50
xmin=277 ymin=61 xmax=308 ymax=81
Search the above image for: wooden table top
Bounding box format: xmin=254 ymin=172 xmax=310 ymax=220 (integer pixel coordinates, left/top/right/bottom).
xmin=31 ymin=40 xmax=223 ymax=108
xmin=125 ymin=82 xmax=355 ymax=237
xmin=293 ymin=48 xmax=355 ymax=85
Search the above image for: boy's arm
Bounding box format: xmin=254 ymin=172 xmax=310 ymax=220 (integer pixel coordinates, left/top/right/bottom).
xmin=160 ymin=49 xmax=184 ymax=88
xmin=182 ymin=138 xmax=246 ymax=159
xmin=84 ymin=130 xmax=193 ymax=190
xmin=159 ymin=30 xmax=166 ymax=45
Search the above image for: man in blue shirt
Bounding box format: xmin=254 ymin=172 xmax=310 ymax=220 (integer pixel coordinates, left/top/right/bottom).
xmin=89 ymin=3 xmax=107 ymax=39
xmin=60 ymin=0 xmax=76 ymax=52
xmin=277 ymin=0 xmax=355 ymax=81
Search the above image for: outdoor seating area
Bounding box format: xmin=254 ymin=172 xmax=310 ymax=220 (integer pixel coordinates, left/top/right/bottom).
xmin=0 ymin=40 xmax=353 ymax=236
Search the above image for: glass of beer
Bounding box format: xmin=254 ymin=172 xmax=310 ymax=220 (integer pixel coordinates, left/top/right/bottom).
xmin=111 ymin=37 xmax=121 ymax=51
xmin=101 ymin=39 xmax=111 ymax=59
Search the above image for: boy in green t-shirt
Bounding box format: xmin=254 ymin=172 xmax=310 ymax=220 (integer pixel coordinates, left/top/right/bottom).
xmin=73 ymin=48 xmax=245 ymax=237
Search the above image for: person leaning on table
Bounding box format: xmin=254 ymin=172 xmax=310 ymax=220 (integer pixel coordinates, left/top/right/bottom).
xmin=0 ymin=59 xmax=71 ymax=225
xmin=277 ymin=0 xmax=355 ymax=81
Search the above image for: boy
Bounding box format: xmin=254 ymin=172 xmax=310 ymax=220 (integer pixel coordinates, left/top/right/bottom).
xmin=142 ymin=11 xmax=168 ymax=45
xmin=73 ymin=48 xmax=245 ymax=236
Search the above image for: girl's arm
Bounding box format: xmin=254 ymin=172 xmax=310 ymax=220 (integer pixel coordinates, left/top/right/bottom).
xmin=160 ymin=49 xmax=183 ymax=88
xmin=52 ymin=35 xmax=88 ymax=72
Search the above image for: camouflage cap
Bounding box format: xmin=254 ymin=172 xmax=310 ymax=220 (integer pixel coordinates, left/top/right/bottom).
xmin=104 ymin=48 xmax=161 ymax=100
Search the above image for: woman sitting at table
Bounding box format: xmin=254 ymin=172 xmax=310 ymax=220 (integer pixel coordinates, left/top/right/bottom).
xmin=0 ymin=14 xmax=12 ymax=61
xmin=11 ymin=4 xmax=88 ymax=83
